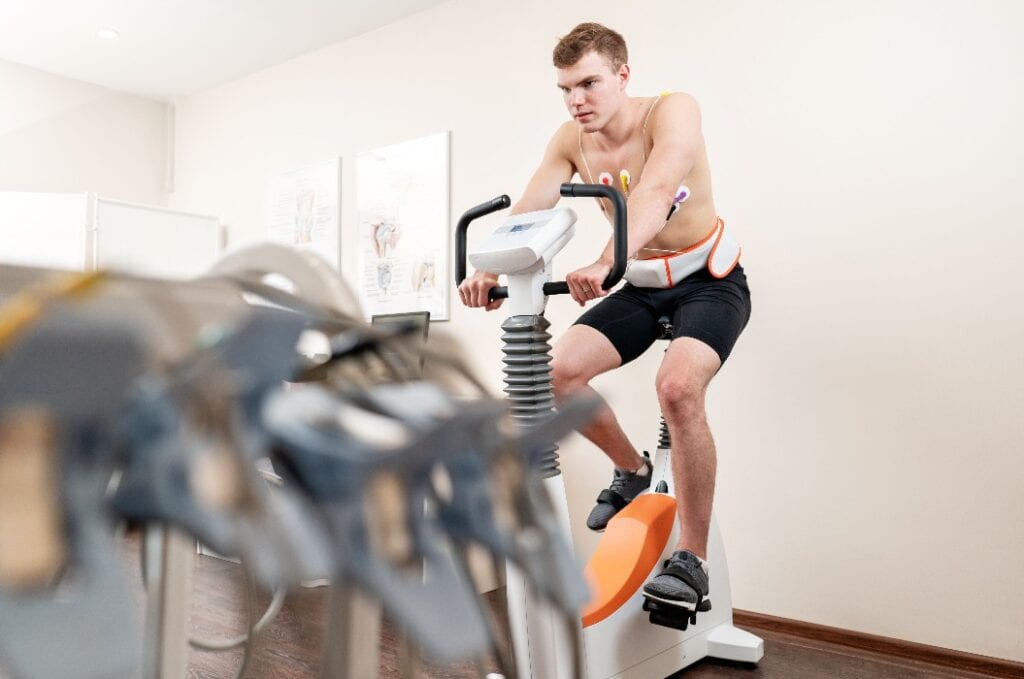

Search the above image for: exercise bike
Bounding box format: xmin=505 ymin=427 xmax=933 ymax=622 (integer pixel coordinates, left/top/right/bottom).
xmin=456 ymin=183 xmax=763 ymax=678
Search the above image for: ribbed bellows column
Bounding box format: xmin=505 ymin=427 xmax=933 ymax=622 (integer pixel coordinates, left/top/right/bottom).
xmin=501 ymin=314 xmax=559 ymax=478
xmin=658 ymin=416 xmax=671 ymax=450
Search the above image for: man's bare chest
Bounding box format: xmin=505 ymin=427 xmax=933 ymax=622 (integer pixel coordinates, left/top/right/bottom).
xmin=579 ymin=137 xmax=650 ymax=190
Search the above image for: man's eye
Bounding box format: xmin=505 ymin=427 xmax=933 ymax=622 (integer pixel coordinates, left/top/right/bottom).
xmin=584 ymin=80 xmax=595 ymax=88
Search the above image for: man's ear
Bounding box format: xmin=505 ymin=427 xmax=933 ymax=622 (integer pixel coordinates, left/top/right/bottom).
xmin=618 ymin=63 xmax=631 ymax=90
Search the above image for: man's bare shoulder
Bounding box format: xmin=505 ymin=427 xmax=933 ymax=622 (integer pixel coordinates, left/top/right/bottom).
xmin=548 ymin=120 xmax=580 ymax=159
xmin=661 ymin=91 xmax=699 ymax=105
xmin=650 ymin=92 xmax=702 ymax=132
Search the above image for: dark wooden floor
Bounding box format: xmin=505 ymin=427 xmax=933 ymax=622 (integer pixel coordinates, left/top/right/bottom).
xmin=177 ymin=551 xmax=997 ymax=679
xmin=678 ymin=633 xmax=1003 ymax=679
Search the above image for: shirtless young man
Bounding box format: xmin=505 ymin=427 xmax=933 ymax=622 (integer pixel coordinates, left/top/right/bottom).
xmin=458 ymin=22 xmax=751 ymax=610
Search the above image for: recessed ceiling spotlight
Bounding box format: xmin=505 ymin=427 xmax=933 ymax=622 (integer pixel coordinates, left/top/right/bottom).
xmin=97 ymin=28 xmax=120 ymax=40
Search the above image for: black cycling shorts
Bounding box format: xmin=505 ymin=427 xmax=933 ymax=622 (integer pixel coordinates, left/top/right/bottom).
xmin=573 ymin=264 xmax=751 ymax=366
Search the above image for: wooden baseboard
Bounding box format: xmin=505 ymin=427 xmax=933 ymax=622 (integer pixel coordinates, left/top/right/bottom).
xmin=733 ymin=609 xmax=1024 ymax=678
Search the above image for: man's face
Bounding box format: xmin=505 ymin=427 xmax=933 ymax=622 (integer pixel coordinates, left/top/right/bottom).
xmin=556 ymin=50 xmax=628 ymax=132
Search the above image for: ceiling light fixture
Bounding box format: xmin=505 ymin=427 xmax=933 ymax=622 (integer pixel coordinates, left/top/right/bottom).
xmin=97 ymin=28 xmax=120 ymax=40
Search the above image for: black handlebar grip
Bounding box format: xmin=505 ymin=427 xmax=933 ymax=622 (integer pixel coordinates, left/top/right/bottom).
xmin=559 ymin=183 xmax=628 ymax=290
xmin=543 ymin=281 xmax=570 ymax=296
xmin=488 ymin=281 xmax=566 ymax=300
xmin=455 ymin=194 xmax=512 ymax=287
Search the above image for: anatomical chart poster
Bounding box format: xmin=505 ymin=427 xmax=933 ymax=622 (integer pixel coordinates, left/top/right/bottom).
xmin=356 ymin=131 xmax=449 ymax=320
xmin=268 ymin=158 xmax=341 ymax=268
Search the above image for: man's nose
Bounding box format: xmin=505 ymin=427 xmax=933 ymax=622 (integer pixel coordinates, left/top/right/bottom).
xmin=569 ymin=89 xmax=586 ymax=107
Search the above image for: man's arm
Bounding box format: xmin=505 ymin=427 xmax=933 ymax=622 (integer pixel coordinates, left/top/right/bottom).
xmin=602 ymin=93 xmax=702 ymax=263
xmin=458 ymin=125 xmax=575 ymax=310
xmin=510 ymin=123 xmax=577 ymax=214
xmin=566 ymin=94 xmax=703 ymax=304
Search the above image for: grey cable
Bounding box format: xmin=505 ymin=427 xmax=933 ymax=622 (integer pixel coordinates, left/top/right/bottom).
xmin=137 ymin=534 xmax=286 ymax=660
xmin=187 ymin=582 xmax=286 ymax=651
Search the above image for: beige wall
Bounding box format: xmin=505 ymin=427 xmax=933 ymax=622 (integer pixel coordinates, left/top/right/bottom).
xmin=169 ymin=0 xmax=1024 ymax=662
xmin=0 ymin=59 xmax=169 ymax=204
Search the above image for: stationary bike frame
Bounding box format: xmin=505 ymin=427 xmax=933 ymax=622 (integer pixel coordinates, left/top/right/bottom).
xmin=456 ymin=183 xmax=763 ymax=678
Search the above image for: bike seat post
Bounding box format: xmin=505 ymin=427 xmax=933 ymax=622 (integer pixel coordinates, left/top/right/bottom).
xmin=656 ymin=316 xmax=672 ymax=451
xmin=658 ymin=315 xmax=673 ymax=341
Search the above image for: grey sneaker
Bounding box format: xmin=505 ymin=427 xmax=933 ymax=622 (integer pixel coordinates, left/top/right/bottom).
xmin=585 ymin=453 xmax=652 ymax=531
xmin=642 ymin=550 xmax=710 ymax=612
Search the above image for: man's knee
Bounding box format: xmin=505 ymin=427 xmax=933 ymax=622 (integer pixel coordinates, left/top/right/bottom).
xmin=657 ymin=338 xmax=720 ymax=418
xmin=656 ymin=372 xmax=707 ymax=419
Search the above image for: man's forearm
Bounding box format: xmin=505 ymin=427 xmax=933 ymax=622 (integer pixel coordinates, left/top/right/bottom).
xmin=597 ymin=187 xmax=674 ymax=264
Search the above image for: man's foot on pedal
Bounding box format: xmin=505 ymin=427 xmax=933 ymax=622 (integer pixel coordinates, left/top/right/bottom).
xmin=585 ymin=453 xmax=652 ymax=531
xmin=642 ymin=550 xmax=709 ymax=612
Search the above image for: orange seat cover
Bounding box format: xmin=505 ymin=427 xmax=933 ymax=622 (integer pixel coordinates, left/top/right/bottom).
xmin=581 ymin=493 xmax=676 ymax=627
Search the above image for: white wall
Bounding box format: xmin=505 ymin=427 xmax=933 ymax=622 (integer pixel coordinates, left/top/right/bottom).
xmin=0 ymin=59 xmax=169 ymax=205
xmin=170 ymin=0 xmax=1024 ymax=662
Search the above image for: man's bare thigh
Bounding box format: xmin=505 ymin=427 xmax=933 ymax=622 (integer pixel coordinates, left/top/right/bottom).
xmin=551 ymin=324 xmax=622 ymax=382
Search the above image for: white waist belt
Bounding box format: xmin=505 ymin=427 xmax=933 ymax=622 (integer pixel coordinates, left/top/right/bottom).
xmin=622 ymin=217 xmax=741 ymax=289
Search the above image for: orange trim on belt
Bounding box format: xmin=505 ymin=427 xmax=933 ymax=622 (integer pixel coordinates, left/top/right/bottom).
xmin=707 ymin=218 xmax=740 ymax=279
xmin=581 ymin=493 xmax=676 ymax=627
xmin=635 ymin=217 xmax=723 ymax=264
xmin=709 ymin=246 xmax=742 ymax=279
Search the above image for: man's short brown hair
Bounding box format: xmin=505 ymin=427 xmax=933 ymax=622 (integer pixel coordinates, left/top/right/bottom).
xmin=553 ymin=22 xmax=628 ymax=71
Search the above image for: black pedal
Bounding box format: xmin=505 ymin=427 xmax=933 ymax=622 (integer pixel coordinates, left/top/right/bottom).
xmin=649 ymin=608 xmax=696 ymax=631
xmin=642 ymin=597 xmax=712 ymax=631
